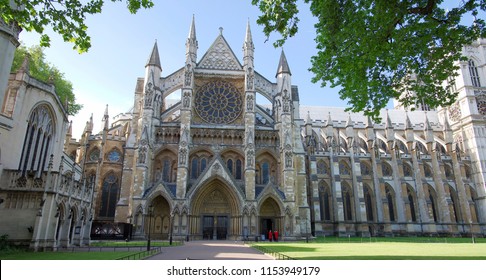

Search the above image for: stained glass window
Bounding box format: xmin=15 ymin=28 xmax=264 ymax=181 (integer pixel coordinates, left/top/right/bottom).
xmin=195 ymin=80 xmax=243 ymax=124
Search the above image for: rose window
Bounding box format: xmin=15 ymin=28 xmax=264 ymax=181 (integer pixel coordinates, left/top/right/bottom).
xmin=195 ymin=80 xmax=242 ymax=124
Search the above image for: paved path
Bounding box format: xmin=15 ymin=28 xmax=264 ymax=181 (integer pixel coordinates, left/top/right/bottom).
xmin=146 ymin=240 xmax=274 ymax=260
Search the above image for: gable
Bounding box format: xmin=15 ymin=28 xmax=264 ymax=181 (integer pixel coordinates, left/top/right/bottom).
xmin=197 ymin=35 xmax=242 ymax=71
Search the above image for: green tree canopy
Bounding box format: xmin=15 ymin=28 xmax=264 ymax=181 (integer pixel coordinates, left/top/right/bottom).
xmin=252 ymin=0 xmax=486 ymax=119
xmin=11 ymin=45 xmax=82 ymax=115
xmin=1 ymin=0 xmax=154 ymax=53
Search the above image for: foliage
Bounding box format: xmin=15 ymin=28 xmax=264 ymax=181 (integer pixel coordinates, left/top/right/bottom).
xmin=252 ymin=0 xmax=486 ymax=119
xmin=11 ymin=45 xmax=82 ymax=115
xmin=0 ymin=0 xmax=154 ymax=53
xmin=0 ymin=234 xmax=9 ymax=250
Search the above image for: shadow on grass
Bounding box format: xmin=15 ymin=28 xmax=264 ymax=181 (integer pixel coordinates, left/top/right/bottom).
xmin=261 ymin=245 xmax=318 ymax=252
xmin=299 ymin=255 xmax=486 ymax=260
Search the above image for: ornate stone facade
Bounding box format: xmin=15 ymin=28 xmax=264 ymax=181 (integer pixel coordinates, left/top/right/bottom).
xmin=70 ymin=23 xmax=486 ymax=240
xmin=0 ymin=63 xmax=92 ymax=250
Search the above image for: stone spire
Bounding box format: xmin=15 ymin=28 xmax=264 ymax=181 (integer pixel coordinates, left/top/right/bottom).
xmin=102 ymin=104 xmax=109 ymax=131
xmin=67 ymin=120 xmax=72 ymax=136
xmin=146 ymin=41 xmax=161 ymax=70
xmin=186 ymin=15 xmax=198 ymax=64
xmin=243 ymin=19 xmax=254 ymax=52
xmin=276 ymin=50 xmax=291 ymax=77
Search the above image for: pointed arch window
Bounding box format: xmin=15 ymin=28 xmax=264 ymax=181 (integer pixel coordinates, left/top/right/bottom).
xmin=403 ymin=162 xmax=412 ymax=177
xmin=162 ymin=158 xmax=171 ymax=182
xmin=318 ymin=180 xmax=331 ymax=221
xmin=342 ymin=184 xmax=353 ymax=221
xmin=449 ymin=186 xmax=460 ymax=223
xmin=363 ymin=185 xmax=374 ymax=221
xmin=316 ymin=159 xmax=328 ymax=175
xmin=19 ymin=104 xmax=55 ymax=176
xmin=89 ymin=148 xmax=100 ymax=162
xmin=407 ymin=187 xmax=417 ymax=222
xmin=469 ymin=60 xmax=481 ymax=87
xmin=235 ymin=159 xmax=242 ymax=180
xmin=424 ymin=164 xmax=432 ymax=178
xmin=227 ymin=159 xmax=233 ymax=175
xmin=191 ymin=158 xmax=198 ymax=179
xmin=428 ymin=187 xmax=439 ymax=222
xmin=99 ymin=174 xmax=119 ymax=218
xmin=201 ymin=158 xmax=207 ymax=174
xmin=386 ymin=186 xmax=396 ymax=222
xmin=382 ymin=162 xmax=393 ymax=176
xmin=339 ymin=161 xmax=351 ymax=175
xmin=262 ymin=162 xmax=270 ymax=184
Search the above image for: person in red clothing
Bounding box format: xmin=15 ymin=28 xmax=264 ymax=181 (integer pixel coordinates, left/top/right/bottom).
xmin=274 ymin=230 xmax=279 ymax=242
xmin=268 ymin=230 xmax=273 ymax=242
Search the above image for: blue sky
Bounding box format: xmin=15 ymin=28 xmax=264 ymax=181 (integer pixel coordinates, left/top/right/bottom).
xmin=19 ymin=1 xmax=349 ymax=137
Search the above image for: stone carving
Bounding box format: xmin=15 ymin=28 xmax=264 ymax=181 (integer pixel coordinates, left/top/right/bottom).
xmin=179 ymin=148 xmax=187 ymax=165
xmin=246 ymin=94 xmax=254 ymax=112
xmin=138 ymin=146 xmax=147 ymax=164
xmin=448 ymin=102 xmax=461 ymax=122
xmin=198 ymin=37 xmax=241 ymax=70
xmin=182 ymin=91 xmax=191 ymax=108
xmin=246 ymin=150 xmax=254 ymax=168
xmin=144 ymin=82 xmax=154 ymax=107
xmin=184 ymin=64 xmax=193 ymax=86
xmin=246 ymin=67 xmax=254 ymax=90
xmin=285 ymin=150 xmax=293 ymax=168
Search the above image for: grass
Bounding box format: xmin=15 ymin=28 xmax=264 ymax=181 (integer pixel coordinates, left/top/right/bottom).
xmin=90 ymin=241 xmax=181 ymax=247
xmin=252 ymin=237 xmax=486 ymax=260
xmin=0 ymin=251 xmax=134 ymax=260
xmin=0 ymin=240 xmax=179 ymax=260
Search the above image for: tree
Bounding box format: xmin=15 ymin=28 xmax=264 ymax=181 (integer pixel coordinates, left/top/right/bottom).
xmin=252 ymin=0 xmax=486 ymax=119
xmin=1 ymin=0 xmax=154 ymax=53
xmin=11 ymin=45 xmax=82 ymax=115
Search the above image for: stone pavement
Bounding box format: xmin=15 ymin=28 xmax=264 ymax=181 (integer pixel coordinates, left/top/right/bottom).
xmin=145 ymin=240 xmax=274 ymax=260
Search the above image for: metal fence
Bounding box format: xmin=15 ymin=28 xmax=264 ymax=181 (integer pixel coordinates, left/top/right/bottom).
xmin=250 ymin=244 xmax=295 ymax=260
xmin=116 ymin=247 xmax=161 ymax=260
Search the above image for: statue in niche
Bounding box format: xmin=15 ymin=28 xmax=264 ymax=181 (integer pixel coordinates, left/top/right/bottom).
xmin=179 ymin=148 xmax=187 ymax=165
xmin=285 ymin=151 xmax=293 ymax=168
xmin=246 ymin=67 xmax=254 ymax=90
xmin=246 ymin=150 xmax=254 ymax=167
xmin=246 ymin=130 xmax=253 ymax=145
xmin=182 ymin=91 xmax=191 ymax=108
xmin=184 ymin=64 xmax=192 ymax=86
xmin=246 ymin=94 xmax=254 ymax=111
xmin=138 ymin=146 xmax=147 ymax=164
xmin=181 ymin=125 xmax=189 ymax=144
xmin=144 ymin=82 xmax=154 ymax=107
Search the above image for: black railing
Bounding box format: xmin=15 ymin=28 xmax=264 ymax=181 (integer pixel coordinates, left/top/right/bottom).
xmin=116 ymin=247 xmax=161 ymax=260
xmin=250 ymin=244 xmax=295 ymax=260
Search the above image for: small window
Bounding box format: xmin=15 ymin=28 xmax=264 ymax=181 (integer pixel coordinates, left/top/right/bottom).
xmin=469 ymin=60 xmax=481 ymax=87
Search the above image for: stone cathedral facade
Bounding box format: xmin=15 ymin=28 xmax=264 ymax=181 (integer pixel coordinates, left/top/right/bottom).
xmin=66 ymin=19 xmax=486 ymax=242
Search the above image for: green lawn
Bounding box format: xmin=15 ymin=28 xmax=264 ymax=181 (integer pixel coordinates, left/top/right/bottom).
xmin=253 ymin=237 xmax=486 ymax=260
xmin=0 ymin=251 xmax=134 ymax=260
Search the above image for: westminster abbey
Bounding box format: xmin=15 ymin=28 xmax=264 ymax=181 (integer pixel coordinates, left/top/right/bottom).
xmin=1 ymin=18 xmax=486 ymax=250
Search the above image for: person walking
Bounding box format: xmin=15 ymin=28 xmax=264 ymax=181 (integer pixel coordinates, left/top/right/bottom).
xmin=274 ymin=230 xmax=279 ymax=242
xmin=268 ymin=230 xmax=273 ymax=242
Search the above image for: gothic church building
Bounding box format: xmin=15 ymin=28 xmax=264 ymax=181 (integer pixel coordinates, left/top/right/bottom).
xmin=67 ymin=18 xmax=486 ymax=241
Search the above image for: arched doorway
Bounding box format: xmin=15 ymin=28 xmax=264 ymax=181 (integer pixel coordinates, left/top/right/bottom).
xmin=259 ymin=197 xmax=282 ymax=239
xmin=146 ymin=195 xmax=171 ymax=240
xmin=190 ymin=179 xmax=241 ymax=240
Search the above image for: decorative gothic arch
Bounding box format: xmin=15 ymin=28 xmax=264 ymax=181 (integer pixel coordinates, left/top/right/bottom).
xmin=189 ymin=177 xmax=242 ymax=240
xmin=258 ymin=196 xmax=283 ymax=238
